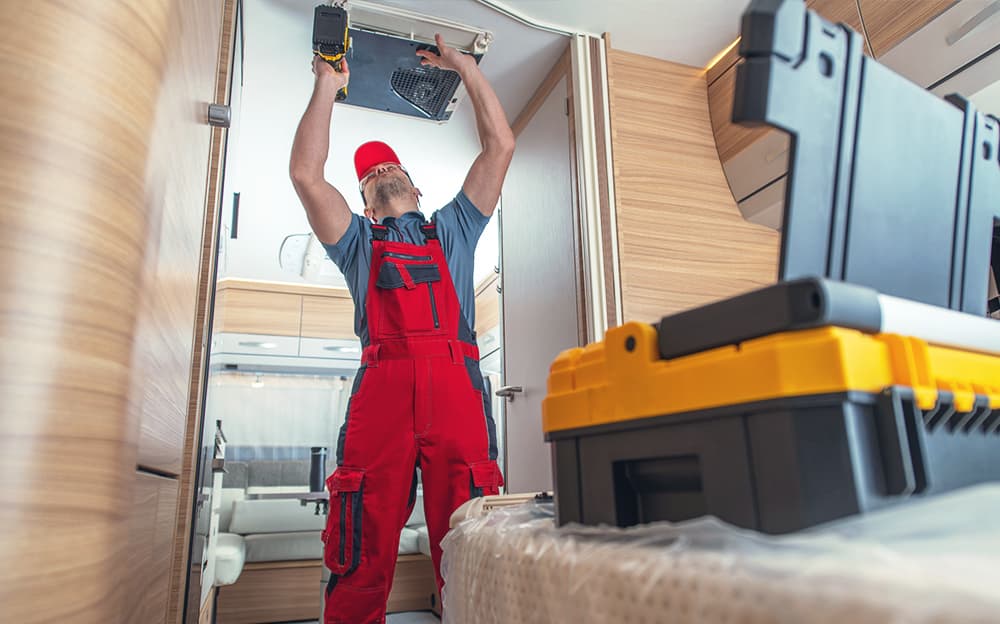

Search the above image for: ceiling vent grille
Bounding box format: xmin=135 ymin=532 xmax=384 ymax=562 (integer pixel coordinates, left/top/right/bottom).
xmin=390 ymin=66 xmax=463 ymax=119
xmin=338 ymin=1 xmax=492 ymax=123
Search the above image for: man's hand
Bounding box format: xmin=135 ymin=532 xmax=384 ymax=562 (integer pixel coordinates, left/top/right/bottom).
xmin=415 ymin=34 xmax=476 ymax=75
xmin=313 ymin=55 xmax=350 ymax=93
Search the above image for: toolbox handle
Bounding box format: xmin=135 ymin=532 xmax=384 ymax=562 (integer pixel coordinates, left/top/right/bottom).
xmin=875 ymin=389 xmax=928 ymax=497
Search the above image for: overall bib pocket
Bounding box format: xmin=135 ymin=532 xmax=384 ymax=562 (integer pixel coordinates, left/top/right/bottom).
xmin=375 ymin=259 xmax=442 ymax=335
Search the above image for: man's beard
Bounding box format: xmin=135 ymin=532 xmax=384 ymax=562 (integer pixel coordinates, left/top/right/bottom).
xmin=371 ymin=176 xmax=411 ymax=207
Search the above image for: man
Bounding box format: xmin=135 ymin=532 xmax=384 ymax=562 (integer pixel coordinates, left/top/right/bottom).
xmin=289 ymin=34 xmax=515 ymax=623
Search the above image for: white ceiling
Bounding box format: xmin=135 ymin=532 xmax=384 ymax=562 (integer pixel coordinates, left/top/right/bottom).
xmin=497 ymin=0 xmax=743 ymax=66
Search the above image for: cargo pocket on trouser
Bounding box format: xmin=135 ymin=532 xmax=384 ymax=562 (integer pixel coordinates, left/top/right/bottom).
xmin=468 ymin=460 xmax=504 ymax=499
xmin=322 ymin=467 xmax=366 ymax=576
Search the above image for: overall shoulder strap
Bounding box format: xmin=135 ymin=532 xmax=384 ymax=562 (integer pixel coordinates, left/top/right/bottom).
xmin=370 ymin=223 xmax=389 ymax=242
xmin=420 ymin=218 xmax=438 ymax=242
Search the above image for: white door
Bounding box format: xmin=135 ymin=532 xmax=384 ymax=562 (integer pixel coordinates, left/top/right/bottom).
xmin=499 ymin=76 xmax=581 ymax=494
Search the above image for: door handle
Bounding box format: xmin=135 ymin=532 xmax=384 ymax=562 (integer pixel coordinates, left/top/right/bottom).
xmin=495 ymin=385 xmax=523 ymax=400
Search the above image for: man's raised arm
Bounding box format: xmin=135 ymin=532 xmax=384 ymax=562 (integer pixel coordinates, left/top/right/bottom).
xmin=289 ymin=57 xmax=355 ymax=245
xmin=417 ymin=35 xmax=515 ymax=217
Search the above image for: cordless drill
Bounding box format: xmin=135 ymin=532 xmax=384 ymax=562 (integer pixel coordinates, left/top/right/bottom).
xmin=313 ymin=4 xmax=351 ymax=101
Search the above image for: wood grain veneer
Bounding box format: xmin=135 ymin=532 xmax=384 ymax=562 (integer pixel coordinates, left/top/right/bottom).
xmin=607 ymin=49 xmax=779 ymax=322
xmin=0 ymin=1 xmax=181 ymax=621
xmin=170 ymin=0 xmax=238 ymax=621
xmin=859 ymin=0 xmax=955 ymax=57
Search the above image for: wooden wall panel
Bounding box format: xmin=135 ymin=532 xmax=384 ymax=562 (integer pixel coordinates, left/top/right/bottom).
xmin=608 ymin=49 xmax=779 ymax=323
xmin=215 ymin=556 xmax=435 ymax=623
xmin=301 ymin=292 xmax=356 ymax=339
xmin=859 ymin=0 xmax=955 ymax=57
xmin=215 ymin=288 xmax=303 ymax=336
xmin=200 ymin=595 xmax=214 ymax=624
xmin=216 ymin=561 xmax=322 ymax=624
xmin=131 ymin=0 xmax=226 ymax=476
xmin=386 ymin=554 xmax=438 ymax=613
xmin=172 ymin=0 xmax=239 ymax=621
xmin=0 ymin=2 xmax=177 ymax=621
xmin=125 ymin=471 xmax=180 ymax=623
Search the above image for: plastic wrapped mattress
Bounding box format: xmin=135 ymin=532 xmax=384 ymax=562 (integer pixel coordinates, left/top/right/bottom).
xmin=441 ymin=485 xmax=1000 ymax=624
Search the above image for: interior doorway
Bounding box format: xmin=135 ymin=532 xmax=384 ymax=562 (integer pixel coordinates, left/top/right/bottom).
xmin=184 ymin=1 xmax=581 ymax=622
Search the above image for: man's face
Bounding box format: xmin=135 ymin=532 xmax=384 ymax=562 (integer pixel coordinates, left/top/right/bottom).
xmin=361 ymin=163 xmax=414 ymax=210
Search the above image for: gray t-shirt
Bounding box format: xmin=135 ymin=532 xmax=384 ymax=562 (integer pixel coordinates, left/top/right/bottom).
xmin=323 ymin=190 xmax=489 ymax=345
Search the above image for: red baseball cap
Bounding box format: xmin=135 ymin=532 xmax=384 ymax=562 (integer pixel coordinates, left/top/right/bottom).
xmin=354 ymin=141 xmax=401 ymax=181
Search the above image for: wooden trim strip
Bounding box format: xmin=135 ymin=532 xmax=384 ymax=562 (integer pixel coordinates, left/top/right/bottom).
xmin=705 ymin=37 xmax=742 ymax=86
xmin=594 ymin=34 xmax=620 ymax=329
xmin=218 ymin=277 xmax=351 ymax=298
xmin=475 ymin=272 xmax=499 ymax=297
xmin=512 ymin=44 xmax=571 ymax=137
xmin=170 ymin=1 xmax=238 ymax=622
xmin=243 ymin=560 xmax=324 ymax=571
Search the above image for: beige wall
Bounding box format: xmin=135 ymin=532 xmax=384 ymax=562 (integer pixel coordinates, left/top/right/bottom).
xmin=607 ymin=48 xmax=779 ymax=323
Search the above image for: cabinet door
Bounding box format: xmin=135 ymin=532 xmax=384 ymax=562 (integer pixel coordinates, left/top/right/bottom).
xmin=707 ymin=0 xmax=868 ymax=229
xmin=707 ymin=67 xmax=788 ymax=201
xmin=300 ymin=293 xmax=356 ymax=339
xmin=859 ymin=0 xmax=954 ymax=58
xmin=215 ymin=288 xmax=303 ymax=336
xmin=132 ymin=0 xmax=226 ymax=476
xmin=879 ymin=1 xmax=999 ymax=89
xmin=709 ymin=0 xmax=966 ymax=232
xmin=126 ymin=471 xmax=180 ymax=624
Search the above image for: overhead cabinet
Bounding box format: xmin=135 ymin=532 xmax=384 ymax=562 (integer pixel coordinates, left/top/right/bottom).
xmin=707 ymin=0 xmax=958 ymax=230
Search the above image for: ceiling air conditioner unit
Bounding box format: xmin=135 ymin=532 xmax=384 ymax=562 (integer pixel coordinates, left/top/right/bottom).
xmin=333 ymin=0 xmax=493 ymax=122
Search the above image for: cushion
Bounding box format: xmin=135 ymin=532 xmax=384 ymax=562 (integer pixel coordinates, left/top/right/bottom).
xmin=416 ymin=525 xmax=431 ymax=557
xmin=242 ymin=528 xmax=425 ymax=563
xmin=214 ymin=533 xmax=246 ymax=586
xmin=218 ymin=488 xmax=246 ymax=533
xmin=406 ymin=491 xmax=425 ymax=527
xmin=245 ymin=531 xmax=323 ymax=563
xmin=399 ymin=527 xmax=420 ymax=555
xmin=228 ymin=499 xmax=327 ymax=534
xmin=222 ymin=461 xmax=249 ymax=489
xmin=247 ymin=460 xmax=310 ymax=487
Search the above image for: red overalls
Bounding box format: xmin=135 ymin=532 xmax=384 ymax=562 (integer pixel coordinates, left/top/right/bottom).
xmin=322 ymin=220 xmax=503 ymax=624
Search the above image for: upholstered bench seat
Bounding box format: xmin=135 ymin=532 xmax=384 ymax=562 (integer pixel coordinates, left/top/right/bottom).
xmin=214 ymin=532 xmax=246 ymax=586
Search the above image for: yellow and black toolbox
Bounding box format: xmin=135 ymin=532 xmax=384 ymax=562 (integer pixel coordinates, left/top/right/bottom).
xmin=543 ymin=0 xmax=1000 ymax=534
xmin=544 ymin=279 xmax=1000 ymax=533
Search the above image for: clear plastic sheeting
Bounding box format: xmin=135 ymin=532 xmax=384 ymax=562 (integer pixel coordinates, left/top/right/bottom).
xmin=440 ymin=484 xmax=1000 ymax=624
